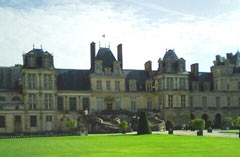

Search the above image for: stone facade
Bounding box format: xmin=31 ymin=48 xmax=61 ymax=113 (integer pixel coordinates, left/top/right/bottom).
xmin=0 ymin=43 xmax=240 ymax=134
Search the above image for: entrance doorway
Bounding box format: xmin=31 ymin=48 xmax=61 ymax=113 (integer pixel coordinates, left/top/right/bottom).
xmin=107 ymin=103 xmax=113 ymax=110
xmin=15 ymin=116 xmax=22 ymax=132
xmin=201 ymin=113 xmax=209 ymax=122
xmin=215 ymin=113 xmax=222 ymax=129
xmin=46 ymin=116 xmax=52 ymax=131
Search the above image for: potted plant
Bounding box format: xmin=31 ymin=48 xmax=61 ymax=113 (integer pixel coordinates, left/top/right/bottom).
xmin=192 ymin=118 xmax=205 ymax=136
xmin=166 ymin=120 xmax=175 ymax=134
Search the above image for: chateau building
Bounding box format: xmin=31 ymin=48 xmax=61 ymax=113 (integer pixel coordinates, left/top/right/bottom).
xmin=0 ymin=42 xmax=240 ymax=134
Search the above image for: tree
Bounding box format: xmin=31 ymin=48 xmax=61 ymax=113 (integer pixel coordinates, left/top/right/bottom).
xmin=192 ymin=118 xmax=205 ymax=131
xmin=166 ymin=120 xmax=175 ymax=131
xmin=137 ymin=112 xmax=152 ymax=135
xmin=118 ymin=120 xmax=129 ymax=134
xmin=234 ymin=116 xmax=240 ymax=129
xmin=224 ymin=117 xmax=233 ymax=129
xmin=66 ymin=118 xmax=77 ymax=134
xmin=206 ymin=119 xmax=213 ymax=129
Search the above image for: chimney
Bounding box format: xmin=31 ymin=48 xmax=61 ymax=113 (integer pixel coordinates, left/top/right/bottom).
xmin=226 ymin=53 xmax=233 ymax=60
xmin=145 ymin=61 xmax=152 ymax=78
xmin=90 ymin=42 xmax=95 ymax=71
xmin=117 ymin=44 xmax=123 ymax=68
xmin=191 ymin=63 xmax=199 ymax=79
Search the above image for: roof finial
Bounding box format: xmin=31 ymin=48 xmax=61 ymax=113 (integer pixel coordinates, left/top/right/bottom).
xmin=99 ymin=41 xmax=101 ymax=49
xmin=33 ymin=44 xmax=35 ymax=49
xmin=108 ymin=42 xmax=110 ymax=48
xmin=166 ymin=48 xmax=167 ymax=52
xmin=40 ymin=44 xmax=42 ymax=49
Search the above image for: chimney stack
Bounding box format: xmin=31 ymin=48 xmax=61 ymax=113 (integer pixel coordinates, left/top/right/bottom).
xmin=117 ymin=44 xmax=123 ymax=68
xmin=145 ymin=61 xmax=152 ymax=78
xmin=191 ymin=63 xmax=199 ymax=79
xmin=90 ymin=42 xmax=96 ymax=71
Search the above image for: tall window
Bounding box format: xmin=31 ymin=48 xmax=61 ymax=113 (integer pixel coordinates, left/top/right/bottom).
xmin=69 ymin=98 xmax=77 ymax=111
xmin=46 ymin=116 xmax=52 ymax=122
xmin=167 ymin=78 xmax=173 ymax=89
xmin=158 ymin=96 xmax=162 ymax=110
xmin=190 ymin=96 xmax=193 ymax=109
xmin=168 ymin=95 xmax=173 ymax=108
xmin=0 ymin=116 xmax=5 ymax=128
xmin=106 ymin=80 xmax=111 ymax=90
xmin=146 ymin=82 xmax=152 ymax=91
xmin=44 ymin=74 xmax=52 ymax=90
xmin=180 ymin=78 xmax=185 ymax=90
xmin=95 ymin=63 xmax=101 ymax=73
xmin=181 ymin=95 xmax=186 ymax=108
xmin=97 ymin=98 xmax=103 ymax=111
xmin=28 ymin=94 xmax=36 ymax=110
xmin=82 ymin=98 xmax=89 ymax=110
xmin=115 ymin=98 xmax=121 ymax=110
xmin=27 ymin=74 xmax=36 ymax=89
xmin=57 ymin=96 xmax=64 ymax=111
xmin=30 ymin=116 xmax=37 ymax=127
xmin=97 ymin=80 xmax=102 ymax=90
xmin=131 ymin=98 xmax=136 ymax=111
xmin=227 ymin=97 xmax=230 ymax=108
xmin=158 ymin=79 xmax=162 ymax=90
xmin=216 ymin=97 xmax=220 ymax=108
xmin=44 ymin=94 xmax=52 ymax=110
xmin=202 ymin=96 xmax=207 ymax=109
xmin=115 ymin=81 xmax=120 ymax=91
xmin=147 ymin=97 xmax=152 ymax=110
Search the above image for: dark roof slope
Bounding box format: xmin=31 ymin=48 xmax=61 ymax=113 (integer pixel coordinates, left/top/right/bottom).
xmin=56 ymin=69 xmax=90 ymax=90
xmin=95 ymin=48 xmax=116 ymax=69
xmin=124 ymin=70 xmax=150 ymax=91
xmin=163 ymin=50 xmax=178 ymax=61
xmin=0 ymin=67 xmax=21 ymax=90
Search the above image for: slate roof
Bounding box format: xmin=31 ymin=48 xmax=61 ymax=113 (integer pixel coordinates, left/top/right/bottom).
xmin=0 ymin=67 xmax=21 ymax=90
xmin=56 ymin=69 xmax=90 ymax=90
xmin=189 ymin=72 xmax=213 ymax=91
xmin=163 ymin=50 xmax=178 ymax=61
xmin=95 ymin=48 xmax=116 ymax=69
xmin=124 ymin=70 xmax=151 ymax=91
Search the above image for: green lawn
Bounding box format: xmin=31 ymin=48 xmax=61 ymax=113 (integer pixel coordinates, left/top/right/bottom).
xmin=219 ymin=130 xmax=239 ymax=134
xmin=0 ymin=134 xmax=240 ymax=157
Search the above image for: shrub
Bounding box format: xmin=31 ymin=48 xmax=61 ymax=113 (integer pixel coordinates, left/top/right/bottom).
xmin=205 ymin=119 xmax=213 ymax=129
xmin=137 ymin=112 xmax=152 ymax=135
xmin=118 ymin=120 xmax=129 ymax=134
xmin=66 ymin=118 xmax=77 ymax=133
xmin=234 ymin=116 xmax=240 ymax=129
xmin=166 ymin=120 xmax=175 ymax=130
xmin=192 ymin=118 xmax=205 ymax=131
xmin=224 ymin=117 xmax=233 ymax=129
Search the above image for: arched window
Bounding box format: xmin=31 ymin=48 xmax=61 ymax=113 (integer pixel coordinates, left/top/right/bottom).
xmin=12 ymin=96 xmax=21 ymax=102
xmin=0 ymin=96 xmax=6 ymax=101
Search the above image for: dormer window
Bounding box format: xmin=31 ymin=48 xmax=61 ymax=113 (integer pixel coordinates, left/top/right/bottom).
xmin=104 ymin=67 xmax=112 ymax=74
xmin=113 ymin=61 xmax=121 ymax=74
xmin=129 ymin=80 xmax=137 ymax=91
xmin=146 ymin=80 xmax=152 ymax=91
xmin=95 ymin=60 xmax=103 ymax=74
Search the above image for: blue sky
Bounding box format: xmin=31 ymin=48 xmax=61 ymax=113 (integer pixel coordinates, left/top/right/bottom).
xmin=1 ymin=0 xmax=240 ymax=72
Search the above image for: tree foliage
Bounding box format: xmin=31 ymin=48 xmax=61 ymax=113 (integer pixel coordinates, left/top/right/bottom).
xmin=191 ymin=118 xmax=205 ymax=131
xmin=118 ymin=120 xmax=129 ymax=134
xmin=234 ymin=116 xmax=240 ymax=129
xmin=224 ymin=117 xmax=233 ymax=129
xmin=206 ymin=119 xmax=213 ymax=129
xmin=66 ymin=118 xmax=77 ymax=130
xmin=137 ymin=112 xmax=152 ymax=135
xmin=166 ymin=120 xmax=175 ymax=130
